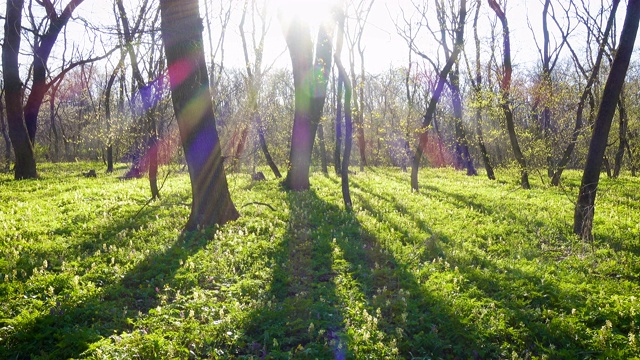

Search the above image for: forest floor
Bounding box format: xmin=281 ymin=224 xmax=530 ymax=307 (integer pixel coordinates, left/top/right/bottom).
xmin=0 ymin=162 xmax=639 ymax=359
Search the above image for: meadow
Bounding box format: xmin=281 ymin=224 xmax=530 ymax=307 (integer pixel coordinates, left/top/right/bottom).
xmin=0 ymin=163 xmax=639 ymax=359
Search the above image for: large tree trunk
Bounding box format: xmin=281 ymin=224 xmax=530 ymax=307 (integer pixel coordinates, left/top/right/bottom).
xmin=574 ymin=0 xmax=640 ymax=240
xmin=488 ymin=0 xmax=529 ymax=189
xmin=3 ymin=0 xmax=37 ymax=179
xmin=159 ymin=0 xmax=239 ymax=230
xmin=283 ymin=18 xmax=334 ymax=190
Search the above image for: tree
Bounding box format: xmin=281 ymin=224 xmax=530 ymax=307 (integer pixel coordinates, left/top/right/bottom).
xmin=239 ymin=0 xmax=281 ymax=178
xmin=397 ymin=0 xmax=468 ymax=191
xmin=346 ymin=0 xmax=374 ymax=172
xmin=488 ymin=0 xmax=530 ymax=189
xmin=159 ymin=0 xmax=239 ymax=229
xmin=549 ymin=0 xmax=619 ymax=186
xmin=282 ymin=15 xmax=335 ymax=190
xmin=573 ymin=0 xmax=640 ymax=240
xmin=335 ymin=6 xmax=353 ymax=209
xmin=3 ymin=0 xmax=37 ymax=179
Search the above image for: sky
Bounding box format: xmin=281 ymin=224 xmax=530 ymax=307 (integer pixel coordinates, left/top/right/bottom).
xmin=5 ymin=0 xmax=640 ymax=77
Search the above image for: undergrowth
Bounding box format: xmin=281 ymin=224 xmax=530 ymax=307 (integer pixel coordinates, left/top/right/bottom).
xmin=0 ymin=163 xmax=639 ymax=359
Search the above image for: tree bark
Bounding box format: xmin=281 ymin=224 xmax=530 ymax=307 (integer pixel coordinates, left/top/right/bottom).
xmin=283 ymin=18 xmax=334 ymax=190
xmin=336 ymin=11 xmax=353 ymax=210
xmin=3 ymin=0 xmax=37 ymax=179
xmin=334 ymin=73 xmax=343 ymax=175
xmin=159 ymin=0 xmax=239 ymax=230
xmin=488 ymin=0 xmax=530 ymax=189
xmin=1 ymin=88 xmax=13 ymax=171
xmin=574 ymin=0 xmax=640 ymax=240
xmin=449 ymin=64 xmax=477 ymax=175
xmin=613 ymin=93 xmax=627 ymax=178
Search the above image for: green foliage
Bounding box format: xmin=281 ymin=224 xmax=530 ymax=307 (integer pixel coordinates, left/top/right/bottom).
xmin=0 ymin=163 xmax=639 ymax=359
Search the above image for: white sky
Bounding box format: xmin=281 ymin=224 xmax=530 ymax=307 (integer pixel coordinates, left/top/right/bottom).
xmin=4 ymin=0 xmax=640 ymax=77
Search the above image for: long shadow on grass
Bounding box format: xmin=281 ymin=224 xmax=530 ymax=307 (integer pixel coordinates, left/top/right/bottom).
xmin=1 ymin=205 xmax=208 ymax=359
xmin=355 ymin=170 xmax=624 ymax=358
xmin=240 ymin=187 xmax=492 ymax=358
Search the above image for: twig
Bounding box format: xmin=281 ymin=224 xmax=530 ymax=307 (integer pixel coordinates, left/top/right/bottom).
xmin=241 ymin=201 xmax=276 ymax=211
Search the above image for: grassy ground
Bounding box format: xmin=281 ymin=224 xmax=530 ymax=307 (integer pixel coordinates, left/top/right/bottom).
xmin=0 ymin=162 xmax=639 ymax=359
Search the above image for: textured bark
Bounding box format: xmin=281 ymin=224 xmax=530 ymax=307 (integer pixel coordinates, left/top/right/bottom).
xmin=283 ymin=18 xmax=335 ymax=190
xmin=574 ymin=0 xmax=640 ymax=239
xmin=3 ymin=0 xmax=37 ymax=179
xmin=159 ymin=0 xmax=239 ymax=230
xmin=1 ymin=88 xmax=13 ymax=171
xmin=449 ymin=65 xmax=477 ymax=176
xmin=488 ymin=0 xmax=529 ymax=189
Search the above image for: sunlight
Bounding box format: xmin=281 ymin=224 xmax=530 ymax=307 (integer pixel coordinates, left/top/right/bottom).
xmin=270 ymin=0 xmax=337 ymax=30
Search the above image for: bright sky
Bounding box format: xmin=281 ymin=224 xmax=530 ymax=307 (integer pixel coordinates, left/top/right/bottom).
xmin=7 ymin=0 xmax=640 ymax=77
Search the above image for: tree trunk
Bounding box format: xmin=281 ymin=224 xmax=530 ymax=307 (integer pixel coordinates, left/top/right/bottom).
xmin=336 ymin=12 xmax=352 ymax=210
xmin=1 ymin=88 xmax=13 ymax=171
xmin=3 ymin=0 xmax=37 ymax=179
xmin=613 ymin=94 xmax=627 ymax=178
xmin=256 ymin=113 xmax=281 ymax=178
xmin=574 ymin=0 xmax=640 ymax=240
xmin=159 ymin=0 xmax=239 ymax=230
xmin=449 ymin=65 xmax=477 ymax=175
xmin=488 ymin=0 xmax=529 ymax=189
xmin=283 ymin=18 xmax=334 ymax=190
xmin=317 ymin=123 xmax=328 ymax=174
xmin=334 ymin=73 xmax=343 ymax=175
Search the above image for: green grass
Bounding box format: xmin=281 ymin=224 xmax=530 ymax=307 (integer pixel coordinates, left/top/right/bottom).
xmin=1 ymin=163 xmax=639 ymax=359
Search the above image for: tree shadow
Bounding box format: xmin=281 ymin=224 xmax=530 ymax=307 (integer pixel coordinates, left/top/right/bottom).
xmin=239 ymin=188 xmax=492 ymax=358
xmin=1 ymin=206 xmax=209 ymax=359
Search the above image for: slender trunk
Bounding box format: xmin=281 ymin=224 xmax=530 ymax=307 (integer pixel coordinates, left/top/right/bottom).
xmin=574 ymin=0 xmax=640 ymax=239
xmin=159 ymin=0 xmax=239 ymax=229
xmin=336 ymin=12 xmax=352 ymax=210
xmin=412 ymin=0 xmax=467 ymax=191
xmin=334 ymin=73 xmax=343 ymax=175
xmin=1 ymin=89 xmax=13 ymax=171
xmin=232 ymin=126 xmax=248 ymax=172
xmin=550 ymin=2 xmax=619 ymax=186
xmin=256 ymin=113 xmax=281 ymax=178
xmin=613 ymin=94 xmax=627 ymax=177
xmin=23 ymin=0 xmax=85 ymax=144
xmin=49 ymin=84 xmax=59 ymax=161
xmin=488 ymin=0 xmax=529 ymax=189
xmin=449 ymin=65 xmax=476 ymax=175
xmin=317 ymin=123 xmax=328 ymax=174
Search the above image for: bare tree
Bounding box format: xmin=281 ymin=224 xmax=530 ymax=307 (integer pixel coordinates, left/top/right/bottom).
xmin=239 ymin=0 xmax=281 ymax=178
xmin=159 ymin=0 xmax=239 ymax=229
xmin=397 ymin=0 xmax=468 ymax=191
xmin=488 ymin=0 xmax=530 ymax=189
xmin=336 ymin=6 xmax=353 ymax=209
xmin=574 ymin=0 xmax=640 ymax=240
xmin=549 ymin=0 xmax=619 ymax=186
